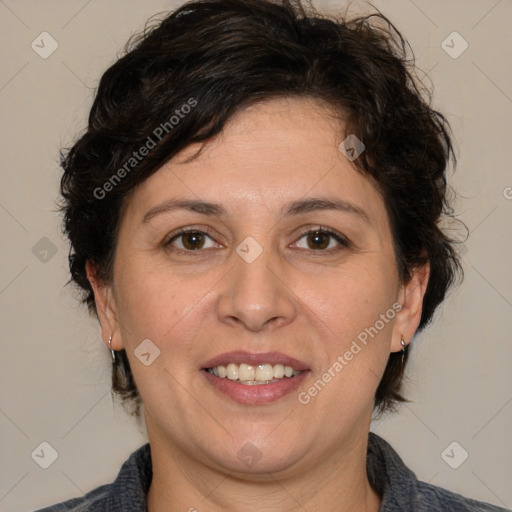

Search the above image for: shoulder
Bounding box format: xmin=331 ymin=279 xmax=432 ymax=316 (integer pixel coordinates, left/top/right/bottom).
xmin=34 ymin=443 xmax=152 ymax=512
xmin=415 ymin=480 xmax=508 ymax=511
xmin=34 ymin=484 xmax=110 ymax=512
xmin=367 ymin=433 xmax=508 ymax=512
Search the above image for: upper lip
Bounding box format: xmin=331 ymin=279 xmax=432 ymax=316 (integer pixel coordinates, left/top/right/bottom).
xmin=202 ymin=351 xmax=309 ymax=371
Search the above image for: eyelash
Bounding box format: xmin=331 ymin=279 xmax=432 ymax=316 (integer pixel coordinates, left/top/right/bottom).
xmin=164 ymin=227 xmax=217 ymax=254
xmin=164 ymin=226 xmax=350 ymax=255
xmin=292 ymin=227 xmax=350 ymax=252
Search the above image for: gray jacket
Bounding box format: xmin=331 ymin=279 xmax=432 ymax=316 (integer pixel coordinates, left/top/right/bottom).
xmin=36 ymin=433 xmax=508 ymax=511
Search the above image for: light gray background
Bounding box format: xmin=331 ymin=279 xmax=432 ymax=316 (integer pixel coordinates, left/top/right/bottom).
xmin=0 ymin=1 xmax=511 ymax=511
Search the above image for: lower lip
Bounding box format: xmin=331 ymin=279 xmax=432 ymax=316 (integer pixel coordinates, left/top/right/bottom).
xmin=203 ymin=370 xmax=309 ymax=405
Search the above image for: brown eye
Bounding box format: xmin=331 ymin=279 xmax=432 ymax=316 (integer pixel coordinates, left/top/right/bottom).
xmin=307 ymin=231 xmax=330 ymax=250
xmin=181 ymin=232 xmax=205 ymax=250
xmin=294 ymin=229 xmax=348 ymax=251
xmin=167 ymin=230 xmax=217 ymax=251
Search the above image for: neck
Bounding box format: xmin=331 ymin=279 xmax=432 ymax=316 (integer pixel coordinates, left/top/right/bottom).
xmin=146 ymin=429 xmax=381 ymax=512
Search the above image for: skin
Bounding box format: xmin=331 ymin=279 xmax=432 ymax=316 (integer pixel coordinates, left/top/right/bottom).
xmin=87 ymin=97 xmax=429 ymax=511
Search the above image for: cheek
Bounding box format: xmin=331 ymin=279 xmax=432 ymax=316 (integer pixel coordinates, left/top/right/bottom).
xmin=113 ymin=258 xmax=224 ymax=354
xmin=302 ymin=258 xmax=398 ymax=342
xmin=298 ymin=265 xmax=398 ymax=410
xmin=112 ymin=266 xmax=218 ymax=410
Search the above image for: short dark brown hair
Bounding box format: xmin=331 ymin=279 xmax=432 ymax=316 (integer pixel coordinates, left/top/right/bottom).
xmin=60 ymin=0 xmax=462 ymax=415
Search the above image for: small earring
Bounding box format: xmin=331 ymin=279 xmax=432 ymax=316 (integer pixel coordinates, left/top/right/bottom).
xmin=401 ymin=336 xmax=407 ymax=364
xmin=108 ymin=335 xmax=116 ymax=363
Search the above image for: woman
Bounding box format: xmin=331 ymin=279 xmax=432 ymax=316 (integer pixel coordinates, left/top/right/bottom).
xmin=39 ymin=0 xmax=507 ymax=510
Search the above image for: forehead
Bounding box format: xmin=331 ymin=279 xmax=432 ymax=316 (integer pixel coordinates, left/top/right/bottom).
xmin=124 ymin=97 xmax=387 ymax=225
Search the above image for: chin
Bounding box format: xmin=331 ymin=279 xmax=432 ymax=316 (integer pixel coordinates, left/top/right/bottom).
xmin=204 ymin=432 xmax=309 ymax=476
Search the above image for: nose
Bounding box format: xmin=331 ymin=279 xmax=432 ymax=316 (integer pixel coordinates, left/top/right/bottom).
xmin=215 ymin=247 xmax=298 ymax=332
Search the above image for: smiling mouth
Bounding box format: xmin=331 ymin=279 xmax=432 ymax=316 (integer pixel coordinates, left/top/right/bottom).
xmin=205 ymin=363 xmax=302 ymax=385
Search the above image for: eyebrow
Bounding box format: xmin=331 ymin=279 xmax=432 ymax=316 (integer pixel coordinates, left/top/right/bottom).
xmin=283 ymin=197 xmax=370 ymax=223
xmin=142 ymin=199 xmax=225 ymax=223
xmin=142 ymin=197 xmax=370 ymax=224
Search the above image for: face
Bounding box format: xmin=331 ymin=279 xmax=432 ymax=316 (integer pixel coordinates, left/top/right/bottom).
xmin=91 ymin=97 xmax=427 ymax=478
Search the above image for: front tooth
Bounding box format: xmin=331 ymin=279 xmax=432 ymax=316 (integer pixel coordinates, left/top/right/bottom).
xmin=238 ymin=364 xmax=255 ymax=381
xmin=256 ymin=364 xmax=274 ymax=381
xmin=226 ymin=363 xmax=239 ymax=380
xmin=214 ymin=363 xmax=299 ymax=380
xmin=273 ymin=364 xmax=285 ymax=379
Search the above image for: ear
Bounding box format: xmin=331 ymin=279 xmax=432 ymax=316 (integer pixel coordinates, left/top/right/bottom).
xmin=86 ymin=261 xmax=123 ymax=352
xmin=391 ymin=261 xmax=430 ymax=352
